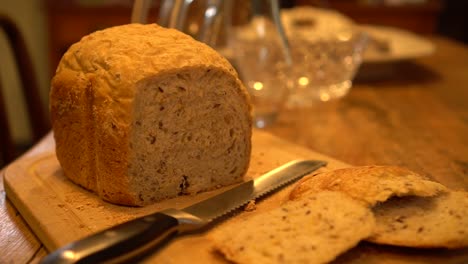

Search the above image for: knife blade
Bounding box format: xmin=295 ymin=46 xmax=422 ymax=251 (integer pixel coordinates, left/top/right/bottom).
xmin=40 ymin=159 xmax=326 ymax=264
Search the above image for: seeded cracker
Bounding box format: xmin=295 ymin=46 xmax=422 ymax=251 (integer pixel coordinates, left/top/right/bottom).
xmin=368 ymin=191 xmax=468 ymax=248
xmin=289 ymin=166 xmax=447 ymax=206
xmin=210 ymin=191 xmax=375 ymax=264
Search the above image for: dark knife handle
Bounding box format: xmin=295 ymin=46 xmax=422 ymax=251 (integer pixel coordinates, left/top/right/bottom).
xmin=40 ymin=212 xmax=179 ymax=264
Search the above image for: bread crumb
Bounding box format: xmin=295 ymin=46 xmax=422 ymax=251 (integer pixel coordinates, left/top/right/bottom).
xmin=244 ymin=200 xmax=256 ymax=211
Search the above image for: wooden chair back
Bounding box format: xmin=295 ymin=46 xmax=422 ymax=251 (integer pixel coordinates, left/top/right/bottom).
xmin=0 ymin=14 xmax=49 ymax=165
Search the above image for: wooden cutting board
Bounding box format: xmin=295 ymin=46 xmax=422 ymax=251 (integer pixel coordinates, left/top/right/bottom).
xmin=4 ymin=130 xmax=348 ymax=263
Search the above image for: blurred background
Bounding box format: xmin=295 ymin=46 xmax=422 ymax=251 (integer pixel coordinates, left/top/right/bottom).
xmin=0 ymin=0 xmax=467 ymax=166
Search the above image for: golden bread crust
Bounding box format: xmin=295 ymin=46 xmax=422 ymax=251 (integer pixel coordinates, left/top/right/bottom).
xmin=50 ymin=24 xmax=251 ymax=205
xmin=289 ymin=166 xmax=447 ymax=206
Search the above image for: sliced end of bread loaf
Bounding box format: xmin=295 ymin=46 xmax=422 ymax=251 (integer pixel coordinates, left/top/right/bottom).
xmin=126 ymin=67 xmax=251 ymax=204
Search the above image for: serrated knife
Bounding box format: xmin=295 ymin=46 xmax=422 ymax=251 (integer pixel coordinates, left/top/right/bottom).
xmin=40 ymin=159 xmax=326 ymax=264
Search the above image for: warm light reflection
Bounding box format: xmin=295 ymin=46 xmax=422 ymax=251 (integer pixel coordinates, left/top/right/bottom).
xmin=256 ymin=119 xmax=265 ymax=128
xmin=298 ymin=77 xmax=309 ymax=86
xmin=254 ymin=18 xmax=266 ymax=37
xmin=320 ymin=93 xmax=330 ymax=101
xmin=337 ymin=31 xmax=352 ymax=41
xmin=344 ymin=56 xmax=353 ymax=66
xmin=205 ymin=6 xmax=217 ymax=18
xmin=188 ymin=23 xmax=199 ymax=35
xmin=253 ymin=82 xmax=264 ymax=91
xmin=63 ymin=250 xmax=77 ymax=260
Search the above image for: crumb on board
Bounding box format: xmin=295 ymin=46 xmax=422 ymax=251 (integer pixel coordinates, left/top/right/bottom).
xmin=244 ymin=200 xmax=256 ymax=211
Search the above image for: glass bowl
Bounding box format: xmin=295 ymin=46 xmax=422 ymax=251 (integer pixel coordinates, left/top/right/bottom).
xmin=281 ymin=6 xmax=368 ymax=107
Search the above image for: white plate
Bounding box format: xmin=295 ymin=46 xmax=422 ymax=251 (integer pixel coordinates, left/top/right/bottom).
xmin=359 ymin=25 xmax=435 ymax=63
xmin=280 ymin=7 xmax=435 ymax=63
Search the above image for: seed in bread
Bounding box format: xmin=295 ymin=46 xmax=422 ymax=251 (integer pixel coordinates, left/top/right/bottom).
xmin=289 ymin=166 xmax=447 ymax=206
xmin=210 ymin=191 xmax=375 ymax=264
xmin=50 ymin=24 xmax=252 ymax=206
xmin=368 ymin=191 xmax=468 ymax=249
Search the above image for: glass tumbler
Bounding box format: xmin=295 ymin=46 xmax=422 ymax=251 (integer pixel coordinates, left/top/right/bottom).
xmin=225 ymin=0 xmax=292 ymax=128
xmin=133 ymin=0 xmax=292 ymax=128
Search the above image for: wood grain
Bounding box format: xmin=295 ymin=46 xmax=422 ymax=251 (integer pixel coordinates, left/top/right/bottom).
xmin=0 ymin=182 xmax=41 ymax=263
xmin=0 ymin=133 xmax=53 ymax=263
xmin=267 ymin=37 xmax=468 ymax=191
xmin=4 ymin=130 xmax=340 ymax=262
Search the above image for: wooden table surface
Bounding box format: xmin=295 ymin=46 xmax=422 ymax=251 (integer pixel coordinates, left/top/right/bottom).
xmin=1 ymin=36 xmax=467 ymax=263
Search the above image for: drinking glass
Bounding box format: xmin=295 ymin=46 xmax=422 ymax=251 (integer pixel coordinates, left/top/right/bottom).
xmin=133 ymin=0 xmax=292 ymax=128
xmin=224 ymin=0 xmax=292 ymax=128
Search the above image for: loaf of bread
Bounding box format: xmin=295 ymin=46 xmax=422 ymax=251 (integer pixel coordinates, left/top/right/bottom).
xmin=50 ymin=24 xmax=252 ymax=206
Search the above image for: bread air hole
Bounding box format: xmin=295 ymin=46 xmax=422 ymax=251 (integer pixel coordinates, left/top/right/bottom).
xmin=224 ymin=115 xmax=231 ymax=124
xmin=176 ymin=73 xmax=188 ymax=81
xmin=146 ymin=134 xmax=156 ymax=144
xmin=179 ymin=175 xmax=190 ymax=195
xmin=226 ymin=141 xmax=235 ymax=154
xmin=158 ymin=121 xmax=168 ymax=132
xmin=156 ymin=160 xmax=167 ymax=174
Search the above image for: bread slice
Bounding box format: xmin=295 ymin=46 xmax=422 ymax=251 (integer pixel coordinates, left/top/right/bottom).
xmin=368 ymin=191 xmax=468 ymax=248
xmin=50 ymin=24 xmax=252 ymax=206
xmin=210 ymin=191 xmax=375 ymax=264
xmin=289 ymin=166 xmax=447 ymax=206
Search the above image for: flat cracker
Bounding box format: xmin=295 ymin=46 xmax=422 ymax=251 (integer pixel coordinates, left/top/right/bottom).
xmin=289 ymin=166 xmax=447 ymax=206
xmin=368 ymin=191 xmax=468 ymax=249
xmin=210 ymin=191 xmax=375 ymax=264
